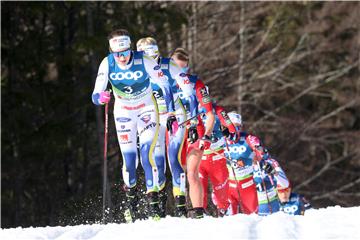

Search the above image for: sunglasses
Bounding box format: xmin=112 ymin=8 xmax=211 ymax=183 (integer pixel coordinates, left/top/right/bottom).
xmin=113 ymin=49 xmax=131 ymax=58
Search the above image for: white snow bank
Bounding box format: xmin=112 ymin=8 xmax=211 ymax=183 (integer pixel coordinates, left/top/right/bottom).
xmin=1 ymin=206 xmax=359 ymax=240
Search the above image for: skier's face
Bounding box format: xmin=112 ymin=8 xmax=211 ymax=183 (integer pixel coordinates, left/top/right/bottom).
xmin=113 ymin=49 xmax=131 ymax=66
xmin=172 ymin=56 xmax=188 ymax=71
xmin=138 ymin=44 xmax=159 ymax=60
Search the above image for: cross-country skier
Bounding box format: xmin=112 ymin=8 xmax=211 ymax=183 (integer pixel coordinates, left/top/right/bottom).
xmin=91 ymin=29 xmax=178 ymax=222
xmin=223 ymin=112 xmax=262 ymax=215
xmin=136 ymin=37 xmax=198 ymax=217
xmin=171 ymin=48 xmax=216 ymax=218
xmin=279 ymin=192 xmax=312 ymax=215
xmin=253 ymin=150 xmax=290 ymax=216
xmin=260 ymin=150 xmax=312 ymax=215
xmin=198 ymin=102 xmax=237 ymax=217
xmin=224 ymin=112 xmax=309 ymax=216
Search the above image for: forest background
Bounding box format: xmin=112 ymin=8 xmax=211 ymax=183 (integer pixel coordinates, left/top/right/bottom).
xmin=1 ymin=1 xmax=359 ymax=228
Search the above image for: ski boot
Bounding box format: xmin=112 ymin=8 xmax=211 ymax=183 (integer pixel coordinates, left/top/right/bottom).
xmin=158 ymin=189 xmax=167 ymax=218
xmin=147 ymin=192 xmax=161 ymax=221
xmin=174 ymin=195 xmax=187 ymax=218
xmin=123 ymin=185 xmax=138 ymax=223
xmin=188 ymin=207 xmax=204 ymax=219
xmin=217 ymin=208 xmax=227 ymax=217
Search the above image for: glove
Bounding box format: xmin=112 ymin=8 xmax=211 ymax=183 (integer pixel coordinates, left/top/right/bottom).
xmin=228 ymin=157 xmax=244 ymax=169
xmin=228 ymin=158 xmax=239 ymax=169
xmin=221 ymin=126 xmax=230 ymax=138
xmin=262 ymin=148 xmax=270 ymax=160
xmin=221 ymin=126 xmax=237 ymax=141
xmin=188 ymin=126 xmax=198 ymax=144
xmin=262 ymin=161 xmax=275 ymax=175
xmin=99 ymin=91 xmax=111 ymax=104
xmin=230 ymin=162 xmax=239 ymax=169
xmin=166 ymin=114 xmax=178 ymax=135
xmin=199 ymin=135 xmax=212 ymax=150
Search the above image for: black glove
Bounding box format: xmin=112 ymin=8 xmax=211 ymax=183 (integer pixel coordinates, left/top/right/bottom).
xmin=262 ymin=162 xmax=275 ymax=175
xmin=221 ymin=125 xmax=237 ymax=141
xmin=166 ymin=115 xmax=177 ymax=135
xmin=228 ymin=158 xmax=239 ymax=169
xmin=188 ymin=126 xmax=198 ymax=144
xmin=199 ymin=135 xmax=212 ymax=150
xmin=221 ymin=126 xmax=230 ymax=138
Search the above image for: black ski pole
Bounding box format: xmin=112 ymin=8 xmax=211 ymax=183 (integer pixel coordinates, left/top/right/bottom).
xmin=178 ymin=113 xmax=201 ymax=127
xmin=102 ymin=95 xmax=109 ymax=224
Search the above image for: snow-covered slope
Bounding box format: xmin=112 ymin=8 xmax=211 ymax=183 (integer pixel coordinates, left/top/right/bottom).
xmin=1 ymin=206 xmax=359 ymax=240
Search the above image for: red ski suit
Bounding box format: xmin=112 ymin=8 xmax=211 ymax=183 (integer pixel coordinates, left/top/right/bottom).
xmin=199 ymin=105 xmax=237 ymax=211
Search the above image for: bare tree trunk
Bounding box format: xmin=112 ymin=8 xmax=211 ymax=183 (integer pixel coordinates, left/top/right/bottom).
xmin=161 ymin=2 xmax=173 ymax=54
xmin=192 ymin=2 xmax=197 ymax=72
xmin=357 ymin=3 xmax=360 ymax=95
xmin=165 ymin=22 xmax=173 ymax=55
xmin=237 ymin=1 xmax=245 ymax=113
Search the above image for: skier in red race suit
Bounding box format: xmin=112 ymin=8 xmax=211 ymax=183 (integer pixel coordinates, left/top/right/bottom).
xmin=198 ymin=102 xmax=238 ymax=216
xmin=170 ymin=48 xmax=215 ymax=218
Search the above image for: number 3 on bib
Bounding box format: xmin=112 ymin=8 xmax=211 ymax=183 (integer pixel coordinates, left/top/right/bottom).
xmin=124 ymin=86 xmax=133 ymax=94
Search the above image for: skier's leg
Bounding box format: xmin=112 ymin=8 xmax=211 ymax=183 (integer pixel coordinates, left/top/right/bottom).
xmin=209 ymin=154 xmax=229 ymax=216
xmin=167 ymin=99 xmax=187 ymax=215
xmin=155 ymin=113 xmax=168 ymax=217
xmin=154 ymin=116 xmax=167 ymax=189
xmin=113 ymin=100 xmax=139 ymax=222
xmin=186 ymin=142 xmax=204 ymax=218
xmin=137 ymin=95 xmax=162 ymax=219
xmin=199 ymin=158 xmax=209 ymax=211
xmin=228 ymin=180 xmax=239 ymax=215
xmin=237 ymin=177 xmax=258 ymax=214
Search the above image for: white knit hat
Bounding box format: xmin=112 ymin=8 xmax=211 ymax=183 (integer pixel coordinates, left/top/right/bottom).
xmin=227 ymin=111 xmax=242 ymax=125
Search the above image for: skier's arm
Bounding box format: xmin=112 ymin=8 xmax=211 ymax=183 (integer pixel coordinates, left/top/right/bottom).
xmin=246 ymin=134 xmax=265 ymax=161
xmin=143 ymin=55 xmax=175 ymax=112
xmin=92 ymin=57 xmax=110 ymax=105
xmin=267 ymin=158 xmax=290 ymax=190
xmin=195 ymin=79 xmax=214 ymax=136
xmin=215 ymin=105 xmax=237 ymax=141
xmin=169 ymin=59 xmax=198 ymax=118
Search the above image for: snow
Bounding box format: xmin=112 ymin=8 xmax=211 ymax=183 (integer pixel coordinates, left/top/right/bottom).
xmin=1 ymin=206 xmax=360 ymax=240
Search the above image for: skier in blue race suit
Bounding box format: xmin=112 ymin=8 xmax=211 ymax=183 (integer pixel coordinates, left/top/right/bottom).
xmin=280 ymin=192 xmax=312 ymax=215
xmin=253 ymin=154 xmax=290 ymax=216
xmin=91 ymin=29 xmax=178 ymax=222
xmin=171 ymin=48 xmax=216 ymax=219
xmin=136 ymin=37 xmax=198 ymax=217
xmin=260 ymin=150 xmax=312 ymax=215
